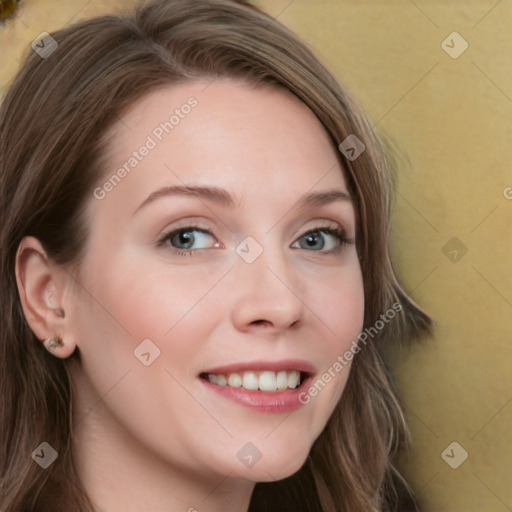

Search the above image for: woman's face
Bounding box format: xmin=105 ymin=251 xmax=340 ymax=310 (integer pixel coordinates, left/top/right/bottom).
xmin=67 ymin=78 xmax=364 ymax=484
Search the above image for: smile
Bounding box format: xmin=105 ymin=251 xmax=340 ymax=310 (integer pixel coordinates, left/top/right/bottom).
xmin=199 ymin=360 xmax=316 ymax=413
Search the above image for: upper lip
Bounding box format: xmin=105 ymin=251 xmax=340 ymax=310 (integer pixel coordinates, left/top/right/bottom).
xmin=200 ymin=359 xmax=316 ymax=377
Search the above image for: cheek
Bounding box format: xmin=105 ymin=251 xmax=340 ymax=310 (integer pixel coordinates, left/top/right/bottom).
xmin=72 ymin=250 xmax=231 ymax=398
xmin=310 ymin=260 xmax=365 ymax=349
xmin=69 ymin=255 xmax=225 ymax=461
xmin=320 ymin=283 xmax=364 ymax=341
xmin=299 ymin=260 xmax=364 ymax=416
xmin=81 ymin=250 xmax=219 ymax=336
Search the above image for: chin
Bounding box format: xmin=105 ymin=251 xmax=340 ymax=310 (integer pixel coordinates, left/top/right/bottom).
xmin=220 ymin=440 xmax=312 ymax=483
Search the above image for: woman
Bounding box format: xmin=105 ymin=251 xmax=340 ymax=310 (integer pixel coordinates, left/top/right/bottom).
xmin=0 ymin=0 xmax=432 ymax=510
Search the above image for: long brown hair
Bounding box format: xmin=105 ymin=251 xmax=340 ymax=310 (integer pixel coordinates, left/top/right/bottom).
xmin=0 ymin=0 xmax=432 ymax=510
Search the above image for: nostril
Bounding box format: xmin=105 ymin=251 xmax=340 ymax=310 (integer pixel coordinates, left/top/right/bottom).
xmin=252 ymin=319 xmax=270 ymax=326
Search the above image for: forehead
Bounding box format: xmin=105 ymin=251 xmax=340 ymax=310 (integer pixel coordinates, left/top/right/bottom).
xmin=93 ymin=78 xmax=349 ymax=216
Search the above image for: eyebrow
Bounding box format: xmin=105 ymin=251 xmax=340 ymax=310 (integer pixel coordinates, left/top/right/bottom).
xmin=132 ymin=184 xmax=352 ymax=215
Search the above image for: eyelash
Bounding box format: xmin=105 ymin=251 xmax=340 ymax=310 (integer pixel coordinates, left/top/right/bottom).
xmin=156 ymin=222 xmax=353 ymax=257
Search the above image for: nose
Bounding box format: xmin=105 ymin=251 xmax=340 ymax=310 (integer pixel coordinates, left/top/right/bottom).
xmin=230 ymin=243 xmax=304 ymax=334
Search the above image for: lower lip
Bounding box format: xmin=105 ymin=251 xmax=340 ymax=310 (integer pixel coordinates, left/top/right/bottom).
xmin=199 ymin=375 xmax=313 ymax=413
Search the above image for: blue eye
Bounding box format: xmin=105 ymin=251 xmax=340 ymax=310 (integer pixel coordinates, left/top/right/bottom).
xmin=291 ymin=227 xmax=350 ymax=254
xmin=157 ymin=224 xmax=351 ymax=257
xmin=158 ymin=226 xmax=217 ymax=256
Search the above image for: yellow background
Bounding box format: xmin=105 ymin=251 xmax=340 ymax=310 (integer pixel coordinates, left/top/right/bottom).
xmin=1 ymin=1 xmax=511 ymax=510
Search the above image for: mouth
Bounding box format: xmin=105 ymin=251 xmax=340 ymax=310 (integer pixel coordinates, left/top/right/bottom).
xmin=198 ymin=360 xmax=315 ymax=413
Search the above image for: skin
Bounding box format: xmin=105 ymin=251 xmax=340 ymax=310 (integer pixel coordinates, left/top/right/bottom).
xmin=16 ymin=78 xmax=364 ymax=512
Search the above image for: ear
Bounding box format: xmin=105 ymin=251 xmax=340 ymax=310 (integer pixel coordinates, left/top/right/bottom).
xmin=15 ymin=236 xmax=77 ymax=358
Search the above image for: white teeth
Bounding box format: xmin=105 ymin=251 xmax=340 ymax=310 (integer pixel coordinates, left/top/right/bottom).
xmin=259 ymin=371 xmax=277 ymax=391
xmin=206 ymin=370 xmax=303 ymax=391
xmin=242 ymin=371 xmax=259 ymax=390
xmin=287 ymin=370 xmax=300 ymax=389
xmin=227 ymin=373 xmax=242 ymax=387
xmin=216 ymin=375 xmax=227 ymax=386
xmin=276 ymin=370 xmax=288 ymax=390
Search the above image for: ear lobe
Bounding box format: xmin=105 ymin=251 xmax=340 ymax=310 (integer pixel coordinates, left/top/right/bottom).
xmin=15 ymin=236 xmax=75 ymax=356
